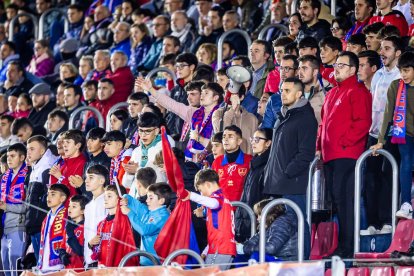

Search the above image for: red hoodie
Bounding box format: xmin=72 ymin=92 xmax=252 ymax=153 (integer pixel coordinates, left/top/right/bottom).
xmin=316 ymin=75 xmax=372 ymax=163
xmin=50 ymin=154 xmax=87 ymax=196
xmin=369 ymin=11 xmax=408 ymax=36
xmin=109 ymin=66 xmax=134 ymax=103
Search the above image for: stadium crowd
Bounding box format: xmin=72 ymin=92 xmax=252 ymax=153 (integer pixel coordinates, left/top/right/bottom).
xmin=0 ymin=0 xmax=413 ymax=274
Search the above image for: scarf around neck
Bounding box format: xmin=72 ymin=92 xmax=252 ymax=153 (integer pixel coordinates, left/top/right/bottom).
xmin=1 ymin=163 xmax=27 ymax=204
xmin=391 ymin=79 xmax=407 ymax=144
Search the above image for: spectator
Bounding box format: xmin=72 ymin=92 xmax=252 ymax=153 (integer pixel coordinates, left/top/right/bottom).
xmin=394 ymin=0 xmax=413 ymax=25
xmin=171 ymin=10 xmax=195 ymax=52
xmin=12 ymin=117 xmax=46 ymax=144
xmin=122 ymin=92 xmax=149 ymax=146
xmin=110 ymin=109 xmax=129 ymax=131
xmin=14 ymin=93 xmax=32 ymax=118
xmin=26 ymin=135 xmax=58 ymax=262
xmin=3 ymin=61 xmax=33 ymax=97
xmin=346 ymin=33 xmax=368 ymax=55
xmin=87 ymin=50 xmax=112 ymax=82
xmin=346 ymin=0 xmax=374 ymax=39
xmin=369 ymin=0 xmax=408 ymax=36
xmin=235 ymin=128 xmax=272 ymax=242
xmin=74 ymin=55 xmax=94 ymax=86
xmin=109 ymin=51 xmax=134 ymax=103
xmin=46 ymin=110 xmax=69 ymax=145
xmin=196 ymin=43 xmax=217 ymax=68
xmin=28 ymin=83 xmax=57 ymax=128
xmin=65 ymin=4 xmax=85 ymax=41
xmin=371 ymin=51 xmax=414 ymax=219
xmin=79 ymin=15 xmax=94 ymax=51
xmin=111 ymin=22 xmax=131 ymax=58
xmin=83 ymin=5 xmax=113 ymax=55
xmin=129 ymin=23 xmax=152 ymax=74
xmin=63 ymin=84 xmax=83 ymax=122
xmin=297 ymin=55 xmax=325 ymax=123
xmin=222 ymin=10 xmax=248 ymax=55
xmin=49 ymin=129 xmax=87 ymax=196
xmin=59 ymin=63 xmax=78 ymax=84
xmin=357 ymin=50 xmax=381 ymax=90
xmin=298 ymin=36 xmax=319 ymax=57
xmin=91 ymin=78 xmax=114 ymax=124
xmin=137 ymin=15 xmax=170 ymax=71
xmin=84 ymin=127 xmax=111 ymax=172
xmin=262 ymin=0 xmax=287 ymax=41
xmin=363 ymin=22 xmax=384 ymax=52
xmin=296 ymin=0 xmax=331 ymax=42
xmin=26 ymin=39 xmax=54 ymax=77
xmin=191 ymin=0 xmax=213 ymax=30
xmin=319 ymin=36 xmax=342 ymax=88
xmin=316 ymin=51 xmax=372 ymax=258
xmin=120 ymin=0 xmax=135 ymax=23
xmin=330 ymin=16 xmax=352 ymax=49
xmin=257 ymin=93 xmax=271 ymax=124
xmin=0 ymin=115 xmax=19 ymax=150
xmin=287 ymin=13 xmax=303 ymax=41
xmin=82 ymin=80 xmax=98 ymax=105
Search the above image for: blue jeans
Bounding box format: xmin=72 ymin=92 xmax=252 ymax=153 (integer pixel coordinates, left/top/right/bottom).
xmin=1 ymin=231 xmax=26 ymax=276
xmin=282 ymin=194 xmax=311 ymax=260
xmin=31 ymin=233 xmax=41 ymax=262
xmin=398 ymin=136 xmax=414 ymax=204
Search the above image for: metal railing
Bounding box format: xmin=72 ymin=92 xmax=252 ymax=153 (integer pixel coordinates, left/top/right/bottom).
xmin=259 ymin=198 xmax=304 ymax=262
xmin=354 ymin=149 xmax=398 ymax=255
xmin=68 ymin=106 xmax=104 ymax=129
xmin=258 ymin=24 xmax=289 ymax=40
xmin=105 ymin=102 xmax=129 ymax=131
xmin=331 ymin=0 xmax=337 ymax=16
xmin=39 ymin=8 xmax=69 ymax=40
xmin=162 ymin=249 xmax=205 ymax=267
xmin=145 ymin=67 xmax=177 ymax=84
xmin=119 ymin=250 xmax=161 ymax=267
xmin=306 ymin=156 xmax=320 ymax=227
xmin=216 ymin=29 xmax=252 ymax=71
xmin=9 ymin=13 xmax=39 ymax=41
xmin=232 ymin=201 xmax=256 ymax=238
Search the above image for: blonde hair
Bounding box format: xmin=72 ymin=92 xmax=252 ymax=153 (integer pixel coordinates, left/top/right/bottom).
xmin=197 ymin=43 xmax=217 ymax=65
xmin=60 ymin=62 xmax=78 ymax=76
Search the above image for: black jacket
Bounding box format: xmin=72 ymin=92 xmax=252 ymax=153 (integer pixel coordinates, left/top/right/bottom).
xmin=28 ymin=100 xmax=56 ymax=128
xmin=166 ymin=82 xmax=188 ymax=136
xmin=296 ymin=19 xmax=332 ymax=42
xmin=235 ymin=149 xmax=270 ymax=242
xmin=263 ymin=100 xmax=317 ymax=195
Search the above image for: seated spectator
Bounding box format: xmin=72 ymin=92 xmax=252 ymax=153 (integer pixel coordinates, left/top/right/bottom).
xmin=363 ymin=22 xmax=384 ymax=52
xmin=56 ymin=82 xmax=67 ymax=109
xmin=0 ymin=115 xmax=19 ymax=150
xmin=369 ymin=0 xmax=408 ymax=36
xmin=26 ymin=39 xmax=54 ymax=77
xmin=82 ymin=80 xmax=98 ymax=105
xmin=0 ymin=41 xmax=20 ymax=85
xmin=49 ymin=129 xmax=87 ymax=196
xmin=120 ymin=0 xmax=135 ymax=23
xmin=2 ymin=61 xmax=34 ymax=97
xmin=262 ymin=0 xmax=287 ymax=41
xmin=79 ymin=15 xmax=94 ymax=52
xmin=129 ymin=23 xmax=152 ymax=75
xmin=74 ymin=55 xmax=94 ymax=86
xmin=86 ymin=50 xmax=112 ymax=82
xmin=60 ymin=63 xmax=78 ymax=84
xmin=330 ymin=16 xmax=352 ymax=49
xmin=13 ymin=7 xmax=35 ymax=66
xmin=46 ymin=110 xmax=69 ymax=145
xmin=109 ymin=51 xmax=134 ymax=103
xmin=109 ymin=109 xmax=129 ymax=131
xmin=94 ymin=78 xmax=116 ymax=124
xmin=63 ymin=84 xmax=83 ymax=124
xmin=171 ymin=10 xmax=195 ymax=52
xmin=296 ymin=0 xmax=331 ymax=42
xmin=62 ymin=4 xmax=84 ymax=41
xmin=345 ymin=0 xmax=374 ymax=39
xmin=13 ymin=93 xmax=32 ymax=119
xmin=111 ymin=22 xmax=131 ymax=58
xmin=238 ymin=200 xmax=298 ymax=262
xmin=298 ymin=36 xmax=319 ymax=57
xmin=346 ymin=33 xmax=368 ymax=55
xmin=12 ymin=117 xmax=46 ymax=144
xmin=319 ymin=36 xmax=342 ymax=88
xmin=287 ymin=13 xmax=303 ymax=41
xmin=28 ymin=83 xmax=57 ymax=128
xmin=196 ymin=43 xmax=217 ymax=69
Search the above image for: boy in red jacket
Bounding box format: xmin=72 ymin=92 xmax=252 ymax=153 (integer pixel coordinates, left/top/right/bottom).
xmin=49 ymin=129 xmax=87 ymax=196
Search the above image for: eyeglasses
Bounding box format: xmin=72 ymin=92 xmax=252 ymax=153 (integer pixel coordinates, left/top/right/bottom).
xmin=138 ymin=128 xmax=156 ymax=135
xmin=330 ymin=27 xmax=340 ymax=32
xmin=333 ymin=63 xmax=352 ymax=69
xmin=250 ymin=137 xmax=267 ymax=144
xmin=280 ymin=66 xmax=296 ymax=73
xmin=175 ymin=63 xmax=190 ymax=70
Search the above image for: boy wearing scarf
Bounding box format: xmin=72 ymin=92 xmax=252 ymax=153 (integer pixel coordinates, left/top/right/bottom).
xmin=372 ymin=51 xmax=414 ymax=219
xmin=37 ymin=184 xmax=70 ymax=274
xmin=0 ymin=143 xmax=29 ymax=276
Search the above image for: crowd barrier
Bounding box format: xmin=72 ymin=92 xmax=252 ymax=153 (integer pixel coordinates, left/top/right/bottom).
xmin=39 ymin=8 xmax=69 ymax=40
xmin=258 ymin=24 xmax=289 ymax=40
xmin=68 ymin=106 xmax=105 ymax=129
xmin=231 ymin=201 xmax=256 ymax=238
xmin=216 ymin=29 xmax=252 ymax=71
xmin=9 ymin=13 xmax=39 ymax=41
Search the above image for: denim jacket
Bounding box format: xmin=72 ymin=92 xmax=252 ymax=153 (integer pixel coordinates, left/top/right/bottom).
xmin=261 ymin=93 xmax=282 ymax=129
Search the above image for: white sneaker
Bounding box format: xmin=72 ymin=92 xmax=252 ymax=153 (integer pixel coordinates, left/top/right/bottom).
xmin=360 ymin=226 xmax=378 ymax=236
xmin=396 ymin=202 xmax=413 ymax=219
xmin=379 ymin=224 xmax=392 ymax=234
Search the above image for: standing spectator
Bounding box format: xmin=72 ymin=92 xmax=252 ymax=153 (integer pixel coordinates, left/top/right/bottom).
xmin=0 ymin=115 xmax=19 ymax=150
xmin=26 ymin=40 xmax=54 ymax=77
xmin=110 ymin=109 xmax=129 ymax=131
xmin=63 ymin=84 xmax=83 ymax=121
xmin=95 ymin=78 xmax=116 ymax=126
xmin=28 ymin=83 xmax=57 ymax=128
xmin=109 ymin=51 xmax=134 ymax=103
xmin=296 ymin=0 xmax=331 ymax=42
xmin=330 ymin=16 xmax=352 ymax=49
xmin=122 ymin=92 xmax=149 ymax=146
xmin=129 ymin=23 xmax=152 ymax=74
xmin=369 ymin=0 xmax=408 ymax=36
xmin=46 ymin=110 xmax=69 ymax=145
xmin=357 ymin=50 xmax=381 ymax=90
xmin=319 ymin=36 xmax=342 ymax=88
xmin=287 ymin=13 xmax=303 ymax=41
xmin=345 ymin=0 xmax=374 ymax=39
xmin=346 ymin=34 xmax=368 ymax=55
xmin=363 ymin=22 xmax=384 ymax=52
xmin=316 ymin=51 xmax=372 ymax=257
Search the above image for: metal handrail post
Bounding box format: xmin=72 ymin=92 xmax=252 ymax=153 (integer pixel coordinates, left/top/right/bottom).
xmin=118 ymin=250 xmax=160 ymax=267
xmin=232 ymin=201 xmax=257 ymax=238
xmin=162 ymin=249 xmax=205 ymax=267
xmin=216 ymin=29 xmax=252 ymax=71
xmin=354 ymin=149 xmax=398 ymax=254
xmin=259 ymin=198 xmax=304 ymax=262
xmin=39 ymin=8 xmax=69 ymax=40
xmin=306 ymin=156 xmax=319 ymax=227
xmin=105 ymin=102 xmax=129 ymax=131
xmin=9 ymin=13 xmax=39 ymax=41
xmin=258 ymin=24 xmax=289 ymax=40
xmin=68 ymin=106 xmax=104 ymax=129
xmin=145 ymin=67 xmax=177 ymax=84
xmin=331 ymin=0 xmax=337 ymax=16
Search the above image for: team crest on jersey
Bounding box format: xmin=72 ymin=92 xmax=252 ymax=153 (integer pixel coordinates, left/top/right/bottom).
xmin=227 ymin=164 xmax=237 ymax=176
xmin=75 ymin=229 xmax=82 ymax=238
xmin=218 ymin=169 xmax=224 ymax=177
xmin=238 ymin=168 xmax=247 ymax=176
xmin=329 ymin=71 xmax=334 ymax=79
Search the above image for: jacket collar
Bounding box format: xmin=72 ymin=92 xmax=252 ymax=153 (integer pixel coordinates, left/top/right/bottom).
xmin=337 ymin=75 xmax=358 ymax=88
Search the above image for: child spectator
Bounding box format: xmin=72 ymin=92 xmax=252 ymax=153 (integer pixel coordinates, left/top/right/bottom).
xmin=183 ymin=169 xmax=236 ymax=270
xmin=83 ymin=165 xmax=108 ymax=269
xmin=205 ymin=132 xmax=224 ymax=168
xmin=0 ymin=143 xmax=29 ymax=274
xmin=128 ymin=167 xmax=157 ymax=200
xmin=49 ymin=129 xmax=87 ymax=196
xmin=121 ymin=182 xmax=172 ymax=266
xmin=60 ymin=195 xmax=88 ymax=270
xmin=102 ymin=130 xmax=132 ymax=189
xmin=46 ymin=109 xmax=69 ymax=145
xmin=37 ymin=184 xmax=70 ymax=273
xmin=14 ymin=94 xmax=33 ymax=118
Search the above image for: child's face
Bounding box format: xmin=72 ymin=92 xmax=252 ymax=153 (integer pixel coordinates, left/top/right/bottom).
xmin=16 ymin=96 xmax=31 ymax=112
xmin=47 ymin=190 xmax=66 ymax=208
xmin=6 ymin=150 xmax=24 ymax=170
xmin=135 ymin=180 xmax=148 ymax=197
xmin=104 ymin=141 xmax=123 ymax=158
xmin=211 ymin=141 xmax=224 ymax=159
xmin=68 ymin=201 xmax=84 ymax=220
xmin=196 ymin=183 xmax=210 ymax=197
xmin=87 ymin=138 xmax=103 ymax=154
xmin=104 ymin=190 xmax=119 ymax=210
xmin=63 ymin=139 xmax=81 ymax=158
xmin=85 ymin=173 xmax=104 ymax=192
xmin=146 ymin=191 xmax=164 ymax=211
xmin=216 ymin=74 xmax=229 ymax=90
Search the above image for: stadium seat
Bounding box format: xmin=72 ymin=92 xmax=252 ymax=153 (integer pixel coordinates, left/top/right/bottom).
xmin=310 ymin=222 xmax=338 ymax=260
xmin=325 ymin=269 xmax=332 ymax=276
xmin=396 ymin=266 xmax=414 ymax=276
xmin=347 ymin=267 xmax=370 ymax=276
xmin=355 ymin=220 xmax=414 ymax=259
xmin=371 ymin=267 xmax=395 ymax=276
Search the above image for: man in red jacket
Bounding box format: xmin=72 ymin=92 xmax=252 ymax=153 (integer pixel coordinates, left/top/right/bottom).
xmin=368 ymin=0 xmax=408 ymax=36
xmin=109 ymin=51 xmax=134 ymax=103
xmin=94 ymin=78 xmax=116 ymax=124
xmin=316 ymin=51 xmax=372 ymax=258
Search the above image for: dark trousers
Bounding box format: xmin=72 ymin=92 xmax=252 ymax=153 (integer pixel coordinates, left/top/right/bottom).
xmin=325 ymin=158 xmax=356 ymax=255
